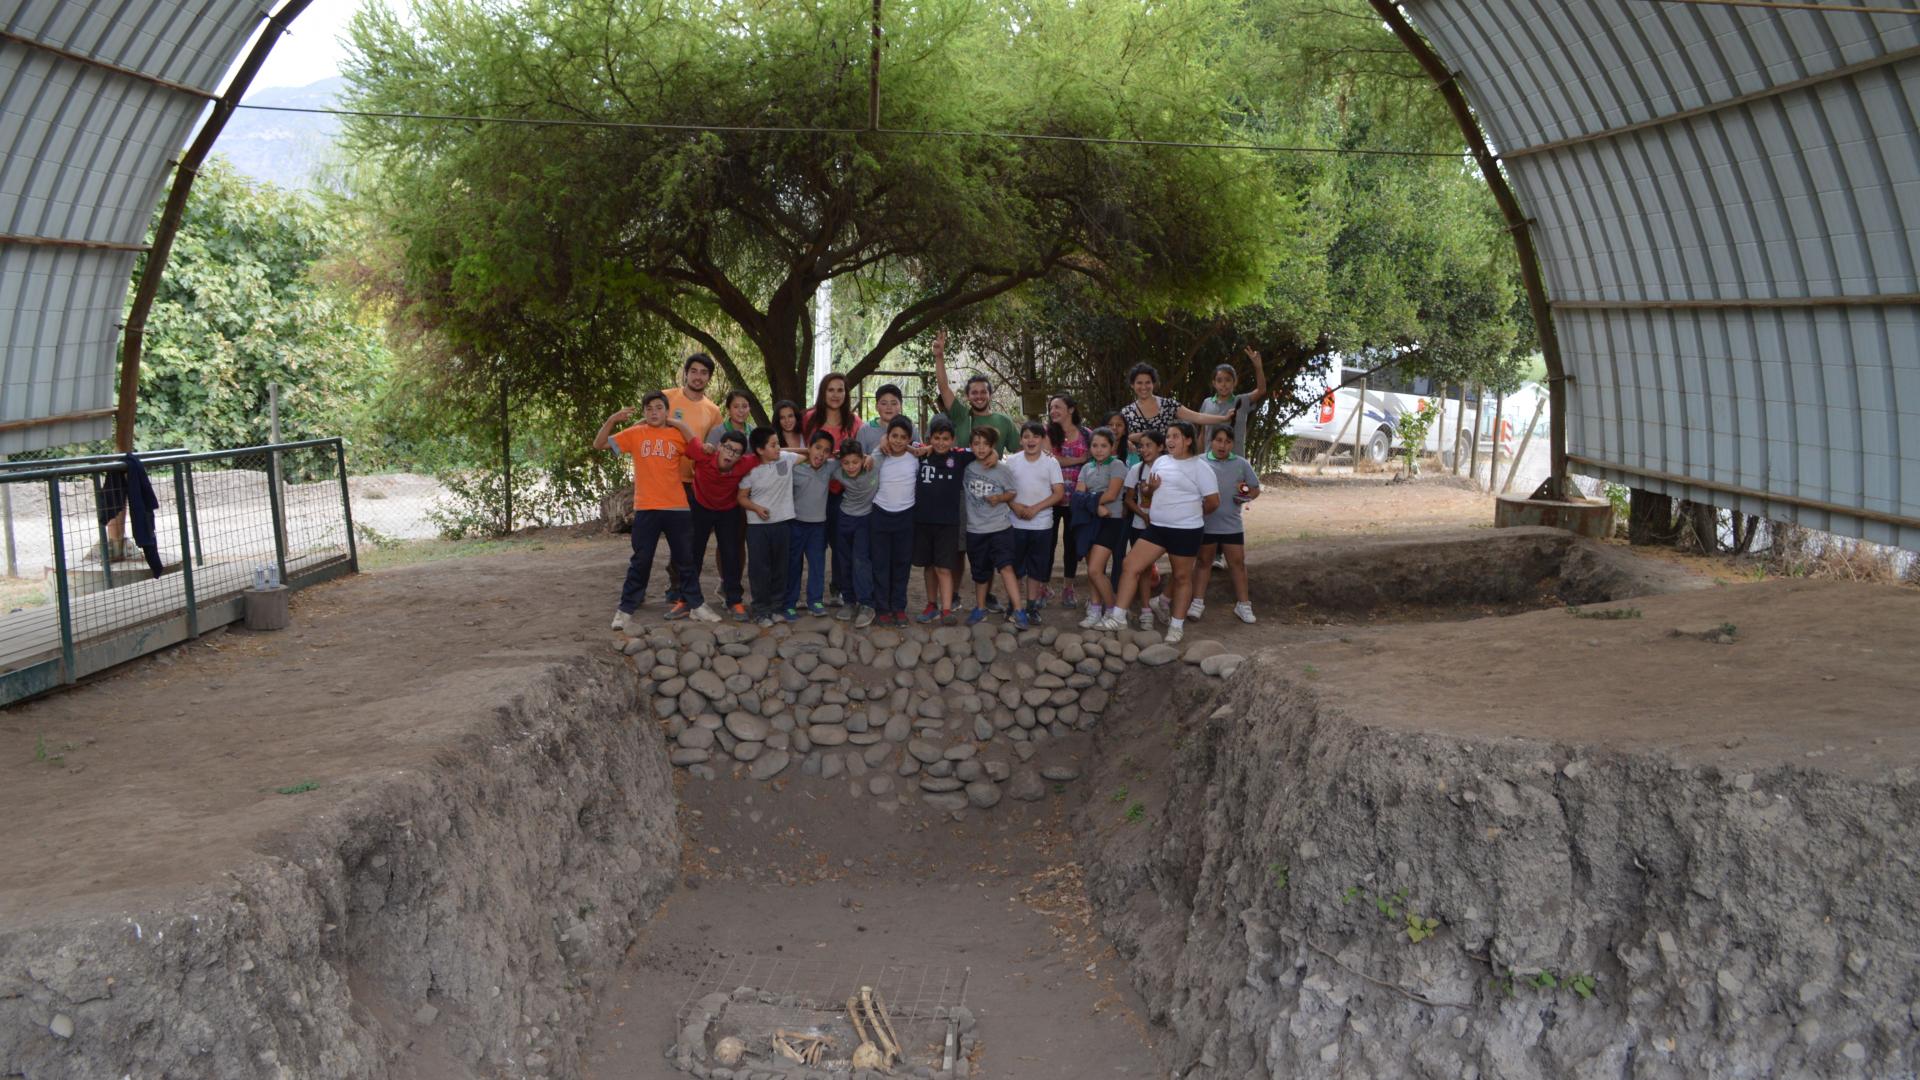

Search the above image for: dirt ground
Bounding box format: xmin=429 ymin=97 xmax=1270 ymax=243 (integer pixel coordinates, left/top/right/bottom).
xmin=6 ymin=473 xmax=1916 ymax=1078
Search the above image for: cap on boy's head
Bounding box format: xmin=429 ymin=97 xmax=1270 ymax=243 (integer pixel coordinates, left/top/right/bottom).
xmin=971 ymin=427 xmax=999 ymax=450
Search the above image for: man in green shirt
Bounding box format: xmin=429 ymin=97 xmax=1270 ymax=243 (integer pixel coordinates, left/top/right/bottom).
xmin=933 ymin=329 xmax=1019 ymax=450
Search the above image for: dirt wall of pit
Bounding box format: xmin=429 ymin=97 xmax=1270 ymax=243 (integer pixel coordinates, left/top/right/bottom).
xmin=1080 ymin=664 xmax=1920 ymax=1079
xmin=0 ymin=654 xmax=678 ymax=1080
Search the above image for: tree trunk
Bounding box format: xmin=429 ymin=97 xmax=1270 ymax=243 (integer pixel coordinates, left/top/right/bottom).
xmin=1628 ymin=488 xmax=1674 ymax=546
xmin=1680 ymin=501 xmax=1719 ymax=555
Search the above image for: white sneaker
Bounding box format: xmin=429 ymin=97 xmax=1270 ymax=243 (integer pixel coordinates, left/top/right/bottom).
xmin=1079 ymin=606 xmax=1104 ymax=629
xmin=1097 ymin=610 xmax=1127 ymax=633
xmin=1149 ymin=595 xmax=1172 ymax=624
xmin=1139 ymin=608 xmax=1155 ymax=632
xmin=1212 ymin=553 xmax=1227 ymax=570
xmin=1234 ymin=601 xmax=1256 ymax=624
xmin=1188 ymin=599 xmax=1205 ymax=621
xmin=1164 ymin=622 xmax=1185 ymax=644
xmin=690 ymin=603 xmax=722 ymax=623
xmin=610 ymin=609 xmax=631 ymax=632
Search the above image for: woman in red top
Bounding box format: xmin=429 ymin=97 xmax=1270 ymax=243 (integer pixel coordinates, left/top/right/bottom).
xmin=805 ymin=372 xmax=859 ymax=607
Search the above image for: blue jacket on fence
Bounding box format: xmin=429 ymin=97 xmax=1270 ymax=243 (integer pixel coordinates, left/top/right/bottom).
xmin=96 ymin=454 xmax=165 ymax=577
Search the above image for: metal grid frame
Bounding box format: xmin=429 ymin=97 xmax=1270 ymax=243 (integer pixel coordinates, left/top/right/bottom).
xmin=1401 ymin=0 xmax=1920 ymax=550
xmin=0 ymin=437 xmax=357 ymax=704
xmin=676 ymin=954 xmax=968 ymax=1068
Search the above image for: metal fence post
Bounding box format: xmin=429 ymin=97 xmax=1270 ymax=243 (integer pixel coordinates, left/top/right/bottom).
xmin=184 ymin=461 xmax=205 ymax=566
xmin=47 ymin=478 xmax=76 ymax=683
xmin=265 ymin=452 xmax=289 ymax=587
xmin=88 ymin=473 xmax=114 ymax=588
xmin=172 ymin=461 xmax=198 ymax=638
xmin=335 ymin=439 xmax=359 ymax=571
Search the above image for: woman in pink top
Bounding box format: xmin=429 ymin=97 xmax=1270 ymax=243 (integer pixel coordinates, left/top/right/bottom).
xmin=805 ymin=372 xmax=859 ymax=607
xmin=1045 ymin=394 xmax=1092 ymax=609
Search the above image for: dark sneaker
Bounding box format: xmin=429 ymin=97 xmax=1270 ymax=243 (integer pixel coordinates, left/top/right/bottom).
xmin=808 ymin=602 xmax=828 ymax=618
xmin=916 ymin=604 xmax=939 ymax=624
xmin=1012 ymin=609 xmax=1031 ymax=629
xmin=985 ymin=594 xmax=1005 ymax=614
xmin=940 ymin=608 xmax=957 ymax=626
xmin=729 ymin=603 xmax=750 ymax=622
xmin=966 ymin=607 xmax=988 ymax=625
xmin=854 ymin=605 xmax=877 ymax=629
xmin=834 ymin=603 xmax=855 ymax=622
xmin=783 ymin=608 xmax=801 ymax=623
xmin=664 ymin=601 xmax=693 ymax=621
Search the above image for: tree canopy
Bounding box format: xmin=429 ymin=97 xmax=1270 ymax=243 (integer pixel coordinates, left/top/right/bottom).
xmin=343 ymin=0 xmax=1284 ymax=416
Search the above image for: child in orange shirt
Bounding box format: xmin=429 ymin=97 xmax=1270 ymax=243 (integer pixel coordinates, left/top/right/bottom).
xmin=596 ymin=391 xmax=698 ymax=630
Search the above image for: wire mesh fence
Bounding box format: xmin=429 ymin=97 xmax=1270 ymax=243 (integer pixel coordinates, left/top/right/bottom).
xmin=0 ymin=439 xmax=356 ymax=703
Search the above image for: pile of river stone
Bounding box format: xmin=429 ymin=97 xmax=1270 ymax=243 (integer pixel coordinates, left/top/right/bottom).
xmin=617 ymin=618 xmax=1245 ymax=814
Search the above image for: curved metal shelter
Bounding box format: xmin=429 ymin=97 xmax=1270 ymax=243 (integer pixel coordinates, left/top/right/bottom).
xmin=0 ymin=0 xmax=269 ymax=455
xmin=1403 ymin=0 xmax=1920 ymax=549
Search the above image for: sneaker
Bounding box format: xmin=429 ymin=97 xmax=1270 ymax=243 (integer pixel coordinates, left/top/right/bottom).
xmin=1061 ymin=586 xmax=1078 ymax=611
xmin=827 ymin=594 xmax=845 ymax=608
xmin=664 ymin=601 xmax=693 ymax=621
xmin=1164 ymin=622 xmax=1185 ymax=644
xmin=1024 ymin=602 xmax=1043 ymax=626
xmin=967 ymin=607 xmax=988 ymax=626
xmin=985 ymin=594 xmax=1005 ymax=614
xmin=691 ymin=603 xmax=722 ymax=623
xmin=729 ymin=602 xmax=750 ymax=622
xmin=1078 ymin=605 xmax=1104 ymax=629
xmin=1212 ymin=553 xmax=1227 ymax=571
xmin=854 ymin=605 xmax=877 ymax=629
xmin=1188 ymin=599 xmax=1205 ymax=621
xmin=756 ymin=614 xmax=776 ymax=628
xmin=1149 ymin=595 xmax=1172 ymax=624
xmin=1013 ymin=609 xmax=1031 ymax=629
xmin=941 ymin=608 xmax=957 ymax=626
xmin=1139 ymin=608 xmax=1155 ymax=631
xmin=834 ymin=602 xmax=855 ymax=622
xmin=610 ymin=609 xmax=631 ymax=632
xmin=783 ymin=608 xmax=801 ymax=623
xmin=1035 ymin=587 xmax=1053 ymax=609
xmin=1096 ymin=610 xmax=1127 ymax=633
xmin=916 ymin=603 xmax=940 ymax=624
xmin=808 ymin=602 xmax=828 ymax=618
xmin=1234 ymin=601 xmax=1256 ymax=624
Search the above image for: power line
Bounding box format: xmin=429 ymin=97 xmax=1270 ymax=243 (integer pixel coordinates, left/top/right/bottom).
xmin=1625 ymin=0 xmax=1920 ymax=16
xmin=233 ymin=103 xmax=1468 ymax=158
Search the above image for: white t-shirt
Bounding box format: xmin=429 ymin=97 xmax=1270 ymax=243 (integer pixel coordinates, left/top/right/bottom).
xmin=1125 ymin=462 xmax=1149 ymax=530
xmin=1004 ymin=451 xmax=1064 ymax=531
xmin=1143 ymin=455 xmax=1219 ymax=530
xmin=873 ymin=450 xmax=918 ymax=513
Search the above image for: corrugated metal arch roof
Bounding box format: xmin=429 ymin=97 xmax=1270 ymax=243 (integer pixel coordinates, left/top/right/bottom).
xmin=1 ymin=0 xmax=269 ymax=454
xmin=1404 ymin=0 xmax=1920 ymax=549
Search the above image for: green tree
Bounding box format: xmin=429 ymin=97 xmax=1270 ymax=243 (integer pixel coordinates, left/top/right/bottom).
xmin=342 ymin=0 xmax=1281 ymax=416
xmin=133 ymin=157 xmax=391 ymax=456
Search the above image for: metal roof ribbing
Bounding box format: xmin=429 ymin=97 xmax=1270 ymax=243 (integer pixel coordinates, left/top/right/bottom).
xmin=1405 ymin=0 xmax=1920 ymax=549
xmin=0 ymin=0 xmax=266 ymax=455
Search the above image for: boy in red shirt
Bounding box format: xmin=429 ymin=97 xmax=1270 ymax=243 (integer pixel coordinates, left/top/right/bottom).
xmin=595 ymin=391 xmax=699 ymax=629
xmin=669 ymin=419 xmax=759 ymax=621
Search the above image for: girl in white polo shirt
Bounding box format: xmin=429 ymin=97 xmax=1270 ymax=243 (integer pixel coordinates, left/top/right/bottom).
xmin=1098 ymin=421 xmax=1218 ymax=643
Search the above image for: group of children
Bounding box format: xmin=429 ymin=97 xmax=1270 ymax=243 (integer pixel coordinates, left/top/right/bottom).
xmin=598 ymin=356 xmax=1264 ymax=646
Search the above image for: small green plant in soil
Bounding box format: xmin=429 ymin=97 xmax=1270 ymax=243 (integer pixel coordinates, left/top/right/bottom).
xmin=1303 ymin=664 xmax=1320 ymax=679
xmin=1125 ymin=802 xmax=1146 ymax=824
xmin=1110 ymin=785 xmax=1130 ymax=803
xmin=1565 ymin=605 xmax=1641 ymax=620
xmin=1269 ymin=862 xmax=1289 ymax=890
xmin=1405 ymin=912 xmax=1440 ymax=943
xmin=275 ymin=781 xmax=320 ymax=795
xmin=1718 ymin=621 xmax=1738 ymax=638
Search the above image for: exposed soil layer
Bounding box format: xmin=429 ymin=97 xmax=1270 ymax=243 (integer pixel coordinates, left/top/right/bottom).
xmin=1079 ymin=574 xmax=1920 ymax=1080
xmin=1 ymin=543 xmax=680 ymax=1079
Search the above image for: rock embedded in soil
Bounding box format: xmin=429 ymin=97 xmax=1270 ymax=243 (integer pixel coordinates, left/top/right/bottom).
xmin=908 ymin=739 xmax=943 ymax=764
xmin=1138 ymin=644 xmax=1179 ymax=667
xmin=725 ymin=713 xmax=769 ymax=742
xmin=965 ymin=780 xmax=1003 ymax=809
xmin=1183 ymin=640 xmax=1225 ymax=665
xmin=1008 ymin=769 xmax=1046 ymax=801
xmin=1199 ymin=653 xmax=1244 ymax=677
xmin=1041 ymin=764 xmax=1081 ymax=781
xmin=748 ymin=749 xmax=791 ymax=780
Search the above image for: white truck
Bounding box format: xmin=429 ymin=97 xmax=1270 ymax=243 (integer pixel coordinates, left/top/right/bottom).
xmin=1284 ymin=364 xmax=1547 ymax=470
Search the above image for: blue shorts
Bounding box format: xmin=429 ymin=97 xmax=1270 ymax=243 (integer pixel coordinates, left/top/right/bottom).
xmin=966 ymin=529 xmax=1016 ymax=582
xmin=1012 ymin=527 xmax=1053 ymax=581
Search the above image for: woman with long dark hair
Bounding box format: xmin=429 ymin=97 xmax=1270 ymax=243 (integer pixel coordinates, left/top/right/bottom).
xmin=1119 ymin=362 xmax=1231 ymax=452
xmin=1097 ymin=420 xmax=1218 ymax=644
xmin=1044 ymin=394 xmax=1092 ymax=609
xmin=772 ymin=400 xmax=807 ymax=450
xmin=804 ymin=373 xmax=857 ymax=607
